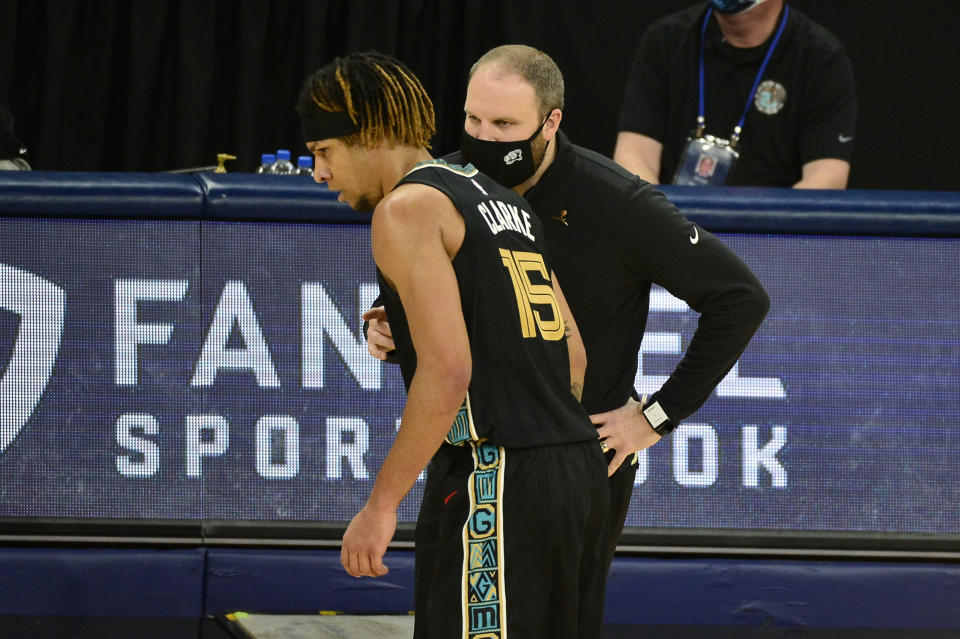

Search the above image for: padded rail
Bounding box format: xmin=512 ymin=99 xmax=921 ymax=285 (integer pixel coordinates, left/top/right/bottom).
xmin=660 ymin=185 xmax=960 ymax=235
xmin=2 ymin=171 xmax=958 ymax=234
xmin=0 ymin=547 xmax=205 ymax=617
xmin=604 ymin=556 xmax=960 ymax=630
xmin=0 ymin=171 xmax=204 ymax=219
xmin=2 ymin=547 xmax=959 ymax=631
xmin=204 ymin=549 xmax=415 ymax=615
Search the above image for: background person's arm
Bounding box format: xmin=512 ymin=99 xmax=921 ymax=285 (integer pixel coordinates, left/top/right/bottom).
xmin=613 ymin=131 xmax=663 ymax=184
xmin=794 ymin=158 xmax=850 ymax=189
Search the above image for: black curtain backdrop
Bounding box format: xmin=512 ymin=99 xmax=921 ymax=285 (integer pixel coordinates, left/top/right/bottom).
xmin=1 ymin=0 xmax=958 ymax=191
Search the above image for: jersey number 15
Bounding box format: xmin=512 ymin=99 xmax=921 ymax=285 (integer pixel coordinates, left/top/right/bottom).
xmin=499 ymin=248 xmax=564 ymax=342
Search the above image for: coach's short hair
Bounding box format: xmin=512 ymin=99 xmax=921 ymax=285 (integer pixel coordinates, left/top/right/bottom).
xmin=469 ymin=45 xmax=565 ymax=118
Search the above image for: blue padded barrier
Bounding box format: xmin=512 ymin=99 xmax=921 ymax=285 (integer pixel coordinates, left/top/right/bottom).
xmin=0 ymin=171 xmax=204 ymax=219
xmin=0 ymin=547 xmax=205 ymax=617
xmin=203 ymin=548 xmax=415 ymax=615
xmin=1 ymin=172 xmax=957 ymax=235
xmin=195 ymin=172 xmax=372 ymax=224
xmin=192 ymin=176 xmax=960 ymax=234
xmin=659 ymin=185 xmax=960 ymax=235
xmin=202 ymin=549 xmax=960 ymax=630
xmin=604 ymin=556 xmax=960 ymax=630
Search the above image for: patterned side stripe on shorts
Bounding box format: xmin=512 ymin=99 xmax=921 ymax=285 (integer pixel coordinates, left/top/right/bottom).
xmin=446 ymin=392 xmax=478 ymax=445
xmin=462 ymin=440 xmax=506 ymax=639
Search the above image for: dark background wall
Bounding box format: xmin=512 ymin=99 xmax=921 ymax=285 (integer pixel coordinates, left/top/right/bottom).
xmin=1 ymin=0 xmax=958 ymax=191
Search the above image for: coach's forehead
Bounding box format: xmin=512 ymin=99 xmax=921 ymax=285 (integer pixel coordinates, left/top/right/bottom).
xmin=466 ymin=65 xmax=539 ymax=116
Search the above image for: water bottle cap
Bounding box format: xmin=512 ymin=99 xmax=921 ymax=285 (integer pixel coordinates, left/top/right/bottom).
xmin=297 ymin=155 xmax=313 ymax=168
xmin=276 ymin=149 xmax=292 ymax=161
xmin=262 ymin=153 xmax=276 ymax=163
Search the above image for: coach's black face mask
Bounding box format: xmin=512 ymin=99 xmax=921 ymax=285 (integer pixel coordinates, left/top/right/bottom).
xmin=460 ymin=117 xmax=548 ymax=188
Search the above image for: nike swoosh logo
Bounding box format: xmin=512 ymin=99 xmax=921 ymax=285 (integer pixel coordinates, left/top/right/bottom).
xmin=838 ymin=134 xmax=854 ymax=143
xmin=689 ymin=227 xmax=699 ymax=245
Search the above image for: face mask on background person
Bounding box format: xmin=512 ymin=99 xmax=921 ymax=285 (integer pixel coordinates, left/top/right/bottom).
xmin=709 ymin=0 xmax=769 ymax=15
xmin=460 ymin=116 xmax=549 ymax=188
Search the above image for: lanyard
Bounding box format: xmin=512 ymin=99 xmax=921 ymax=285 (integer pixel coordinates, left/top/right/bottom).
xmin=696 ymin=5 xmax=790 ymax=148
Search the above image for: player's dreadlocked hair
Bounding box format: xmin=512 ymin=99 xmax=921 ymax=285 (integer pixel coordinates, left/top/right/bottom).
xmin=297 ymin=51 xmax=435 ymax=149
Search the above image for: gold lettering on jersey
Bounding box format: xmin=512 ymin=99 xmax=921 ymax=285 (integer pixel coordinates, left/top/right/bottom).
xmin=499 ymin=249 xmax=564 ymax=341
xmin=476 ymin=200 xmax=535 ymax=242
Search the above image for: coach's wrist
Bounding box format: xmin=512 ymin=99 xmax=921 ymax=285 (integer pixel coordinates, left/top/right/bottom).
xmin=641 ymin=395 xmax=676 ymax=436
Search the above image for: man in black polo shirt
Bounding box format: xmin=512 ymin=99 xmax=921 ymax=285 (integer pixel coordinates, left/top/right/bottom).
xmin=614 ymin=0 xmax=856 ymax=188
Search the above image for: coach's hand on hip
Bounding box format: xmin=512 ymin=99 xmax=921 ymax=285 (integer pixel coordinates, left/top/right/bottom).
xmin=591 ymin=397 xmax=662 ymax=476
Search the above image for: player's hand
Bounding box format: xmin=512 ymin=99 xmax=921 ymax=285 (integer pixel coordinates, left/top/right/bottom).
xmin=362 ymin=306 xmax=395 ymax=360
xmin=590 ymin=397 xmax=662 ymax=477
xmin=341 ymin=503 xmax=396 ymax=578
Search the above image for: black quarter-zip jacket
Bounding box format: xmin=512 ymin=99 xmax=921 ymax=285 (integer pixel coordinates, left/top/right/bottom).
xmin=512 ymin=131 xmax=769 ymax=420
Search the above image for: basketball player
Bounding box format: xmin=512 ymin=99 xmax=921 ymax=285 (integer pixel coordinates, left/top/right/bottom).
xmin=297 ymin=51 xmax=609 ymax=638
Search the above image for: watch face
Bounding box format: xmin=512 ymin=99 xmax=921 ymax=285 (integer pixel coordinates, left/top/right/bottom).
xmin=643 ymin=401 xmax=669 ymax=428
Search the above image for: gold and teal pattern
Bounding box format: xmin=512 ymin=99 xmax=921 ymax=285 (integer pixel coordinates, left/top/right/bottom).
xmin=446 ymin=393 xmax=478 ymax=445
xmin=406 ymin=158 xmax=479 ymax=178
xmin=462 ymin=441 xmax=506 ymax=639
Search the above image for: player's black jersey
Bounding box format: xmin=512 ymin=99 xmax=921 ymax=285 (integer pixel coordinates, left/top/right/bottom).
xmin=376 ymin=160 xmax=595 ymax=448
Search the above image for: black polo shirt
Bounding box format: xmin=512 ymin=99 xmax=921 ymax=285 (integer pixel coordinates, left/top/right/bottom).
xmin=618 ymin=3 xmax=856 ymax=187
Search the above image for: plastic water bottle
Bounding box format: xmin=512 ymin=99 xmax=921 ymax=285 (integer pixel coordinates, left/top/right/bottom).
xmin=256 ymin=153 xmax=276 ymax=174
xmin=296 ymin=155 xmax=314 ymax=177
xmin=272 ymin=149 xmax=295 ymax=175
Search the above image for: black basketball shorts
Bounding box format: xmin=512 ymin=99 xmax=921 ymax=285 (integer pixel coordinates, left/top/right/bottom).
xmin=415 ymin=437 xmax=609 ymax=639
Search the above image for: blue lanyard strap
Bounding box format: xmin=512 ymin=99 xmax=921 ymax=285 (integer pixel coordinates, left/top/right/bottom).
xmin=697 ymin=4 xmax=790 ymax=147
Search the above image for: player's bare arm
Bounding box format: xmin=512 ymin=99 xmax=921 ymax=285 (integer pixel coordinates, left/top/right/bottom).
xmin=341 ymin=185 xmax=471 ymax=578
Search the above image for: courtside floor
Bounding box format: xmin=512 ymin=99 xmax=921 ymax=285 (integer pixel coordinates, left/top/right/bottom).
xmin=216 ymin=613 xmax=960 ymax=639
xmin=221 ymin=613 xmax=415 ymax=639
